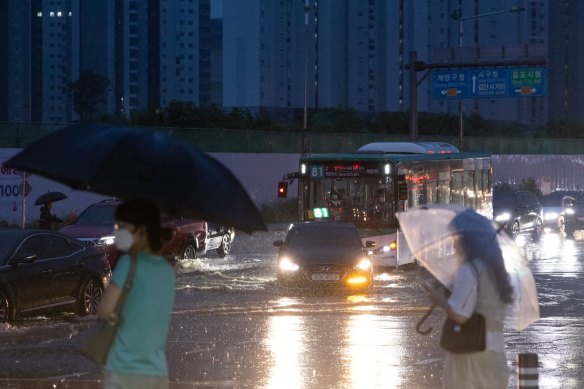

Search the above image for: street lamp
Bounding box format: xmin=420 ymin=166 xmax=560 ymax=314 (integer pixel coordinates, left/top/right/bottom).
xmin=453 ymin=6 xmax=526 ymax=47
xmin=451 ymin=5 xmax=526 ymax=151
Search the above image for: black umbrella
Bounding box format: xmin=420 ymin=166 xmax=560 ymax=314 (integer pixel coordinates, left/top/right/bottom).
xmin=5 ymin=124 xmax=266 ymax=233
xmin=34 ymin=191 xmax=68 ymax=206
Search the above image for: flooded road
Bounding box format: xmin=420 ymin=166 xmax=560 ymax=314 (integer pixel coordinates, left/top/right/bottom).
xmin=2 ymin=225 xmax=584 ymax=388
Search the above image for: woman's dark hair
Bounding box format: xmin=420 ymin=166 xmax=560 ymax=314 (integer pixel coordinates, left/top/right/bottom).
xmin=449 ymin=210 xmax=514 ymax=304
xmin=456 ymin=231 xmax=514 ymax=304
xmin=115 ymin=199 xmax=164 ymax=252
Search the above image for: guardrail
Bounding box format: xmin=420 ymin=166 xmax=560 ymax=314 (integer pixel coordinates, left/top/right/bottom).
xmin=1 ymin=122 xmax=584 ymax=155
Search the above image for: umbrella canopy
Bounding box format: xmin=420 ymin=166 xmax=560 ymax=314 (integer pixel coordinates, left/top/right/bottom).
xmin=34 ymin=191 xmax=68 ymax=205
xmin=397 ymin=204 xmax=539 ymax=331
xmin=5 ymin=124 xmax=266 ymax=234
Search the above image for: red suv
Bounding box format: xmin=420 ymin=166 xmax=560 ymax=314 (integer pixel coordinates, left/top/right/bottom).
xmin=59 ymin=199 xmax=235 ymax=267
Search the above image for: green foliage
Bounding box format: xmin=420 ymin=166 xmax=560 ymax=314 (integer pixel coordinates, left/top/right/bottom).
xmin=66 ymin=70 xmax=110 ymax=121
xmin=545 ymin=120 xmax=584 ymax=138
xmin=260 ymin=199 xmax=299 ymax=223
xmin=310 ymin=108 xmax=367 ymax=133
xmin=368 ymin=112 xmax=409 ymax=134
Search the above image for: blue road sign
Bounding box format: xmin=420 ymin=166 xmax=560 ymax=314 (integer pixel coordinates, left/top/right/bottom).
xmin=432 ymin=70 xmax=470 ymax=99
xmin=432 ymin=67 xmax=546 ymax=99
xmin=469 ymin=69 xmax=508 ymax=97
xmin=508 ymin=68 xmax=546 ymax=97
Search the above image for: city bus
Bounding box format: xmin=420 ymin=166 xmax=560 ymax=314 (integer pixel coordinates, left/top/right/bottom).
xmin=280 ymin=142 xmax=492 ymax=268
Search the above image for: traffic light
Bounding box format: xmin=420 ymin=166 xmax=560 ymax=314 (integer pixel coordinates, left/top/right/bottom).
xmin=277 ymin=181 xmax=288 ymax=198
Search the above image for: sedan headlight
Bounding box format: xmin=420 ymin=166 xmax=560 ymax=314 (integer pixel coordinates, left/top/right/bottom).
xmin=565 ymin=208 xmax=575 ymax=215
xmin=279 ymin=257 xmax=299 ymax=272
xmin=98 ymin=235 xmax=115 ymax=245
xmin=355 ymin=258 xmax=372 ymax=270
xmin=494 ymin=212 xmax=511 ymax=222
xmin=544 ymin=211 xmax=558 ymax=221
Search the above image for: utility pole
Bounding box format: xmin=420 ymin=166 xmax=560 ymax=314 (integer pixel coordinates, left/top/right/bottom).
xmin=301 ymin=0 xmax=310 ymax=155
xmin=453 ymin=6 xmax=526 ymax=151
xmin=409 ymin=51 xmax=418 ymax=142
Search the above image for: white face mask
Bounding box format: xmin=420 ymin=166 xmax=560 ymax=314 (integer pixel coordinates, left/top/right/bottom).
xmin=114 ymin=228 xmax=134 ymax=252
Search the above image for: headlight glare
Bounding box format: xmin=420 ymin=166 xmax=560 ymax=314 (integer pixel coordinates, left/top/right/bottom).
xmin=98 ymin=235 xmax=115 ymax=245
xmin=279 ymin=257 xmax=299 ymax=272
xmin=566 ymin=208 xmax=575 ymax=215
xmin=544 ymin=211 xmax=558 ymax=220
xmin=494 ymin=212 xmax=511 ymax=222
xmin=356 ymin=258 xmax=372 ymax=270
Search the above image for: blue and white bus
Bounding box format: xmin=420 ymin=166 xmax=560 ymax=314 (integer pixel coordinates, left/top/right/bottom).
xmin=285 ymin=142 xmax=492 ymax=268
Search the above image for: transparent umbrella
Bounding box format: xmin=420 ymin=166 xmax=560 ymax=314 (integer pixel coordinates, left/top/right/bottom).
xmin=397 ymin=204 xmax=539 ymax=331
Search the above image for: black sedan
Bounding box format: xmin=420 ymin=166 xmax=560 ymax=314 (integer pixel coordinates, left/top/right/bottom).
xmin=274 ymin=221 xmax=375 ymax=292
xmin=0 ymin=229 xmax=111 ymax=322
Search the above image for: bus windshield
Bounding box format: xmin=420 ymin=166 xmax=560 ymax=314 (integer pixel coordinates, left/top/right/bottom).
xmin=305 ymin=176 xmax=394 ymax=228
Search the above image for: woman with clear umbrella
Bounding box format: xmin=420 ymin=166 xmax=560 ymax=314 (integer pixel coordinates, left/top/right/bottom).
xmin=424 ymin=214 xmax=514 ymax=388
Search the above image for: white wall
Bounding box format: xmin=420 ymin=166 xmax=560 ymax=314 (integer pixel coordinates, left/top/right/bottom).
xmin=2 ymin=148 xmax=583 ymax=226
xmin=0 ymin=149 xmax=299 ymax=226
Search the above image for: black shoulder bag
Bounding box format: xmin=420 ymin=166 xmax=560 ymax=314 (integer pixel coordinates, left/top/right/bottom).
xmin=439 ymin=263 xmax=486 ymax=354
xmin=77 ymin=255 xmax=138 ymax=364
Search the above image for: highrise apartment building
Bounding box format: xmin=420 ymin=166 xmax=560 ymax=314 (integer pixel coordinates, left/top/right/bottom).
xmin=548 ymin=0 xmax=584 ymax=123
xmin=1 ymin=0 xmax=79 ymax=123
xmin=0 ymin=0 xmax=211 ymax=123
xmin=223 ymin=0 xmax=548 ymax=125
xmin=426 ymin=0 xmax=547 ymax=126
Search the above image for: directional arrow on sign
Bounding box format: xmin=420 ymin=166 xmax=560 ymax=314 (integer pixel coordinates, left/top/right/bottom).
xmin=472 ymin=75 xmax=477 ymax=93
xmin=441 ymin=88 xmax=463 ymax=97
xmin=515 ymin=87 xmax=537 ymax=95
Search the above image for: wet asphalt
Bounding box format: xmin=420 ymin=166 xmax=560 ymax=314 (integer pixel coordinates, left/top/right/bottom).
xmin=1 ymin=226 xmax=583 ymax=388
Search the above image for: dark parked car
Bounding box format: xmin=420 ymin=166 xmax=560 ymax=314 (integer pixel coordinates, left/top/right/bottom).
xmin=0 ymin=229 xmax=111 ymax=322
xmin=273 ymin=221 xmax=375 ymax=292
xmin=60 ymin=199 xmax=235 ymax=267
xmin=538 ymin=191 xmax=584 ymax=231
xmin=558 ymin=200 xmax=584 ymax=238
xmin=493 ymin=190 xmax=543 ymax=239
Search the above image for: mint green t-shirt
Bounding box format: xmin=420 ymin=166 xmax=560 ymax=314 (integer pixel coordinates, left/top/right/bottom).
xmin=105 ymin=253 xmax=176 ymax=376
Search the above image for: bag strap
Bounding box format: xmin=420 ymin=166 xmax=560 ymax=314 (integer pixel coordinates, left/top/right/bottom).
xmin=108 ymin=254 xmax=138 ymax=324
xmin=468 ymin=260 xmax=485 ymax=313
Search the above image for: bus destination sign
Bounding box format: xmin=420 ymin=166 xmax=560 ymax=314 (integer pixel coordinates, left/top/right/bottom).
xmin=309 ymin=163 xmax=380 ymax=178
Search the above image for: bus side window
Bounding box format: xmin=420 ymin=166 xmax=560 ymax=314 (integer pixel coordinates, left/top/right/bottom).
xmin=451 ymin=171 xmax=463 ymax=205
xmin=438 ymin=171 xmax=450 ymax=204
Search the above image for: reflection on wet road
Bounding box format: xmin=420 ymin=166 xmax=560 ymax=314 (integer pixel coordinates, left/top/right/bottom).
xmin=3 ymin=227 xmax=584 ymax=388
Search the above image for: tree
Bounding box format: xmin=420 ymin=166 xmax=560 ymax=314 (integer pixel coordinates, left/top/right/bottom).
xmin=66 ymin=70 xmax=110 ymax=121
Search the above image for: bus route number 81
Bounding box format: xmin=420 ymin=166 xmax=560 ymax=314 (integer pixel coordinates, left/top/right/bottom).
xmin=310 ymin=165 xmax=324 ymax=178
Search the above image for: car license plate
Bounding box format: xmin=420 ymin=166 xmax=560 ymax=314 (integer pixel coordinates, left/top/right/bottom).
xmin=312 ymin=273 xmax=339 ymax=281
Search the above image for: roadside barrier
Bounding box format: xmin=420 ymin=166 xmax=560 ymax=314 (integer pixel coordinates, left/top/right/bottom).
xmin=517 ymin=353 xmax=539 ymax=388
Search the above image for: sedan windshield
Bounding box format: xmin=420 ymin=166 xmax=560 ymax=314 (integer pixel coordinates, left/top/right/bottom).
xmin=493 ymin=192 xmax=515 ymax=209
xmin=75 ymin=205 xmax=116 ymax=225
xmin=286 ymin=226 xmax=363 ymax=249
